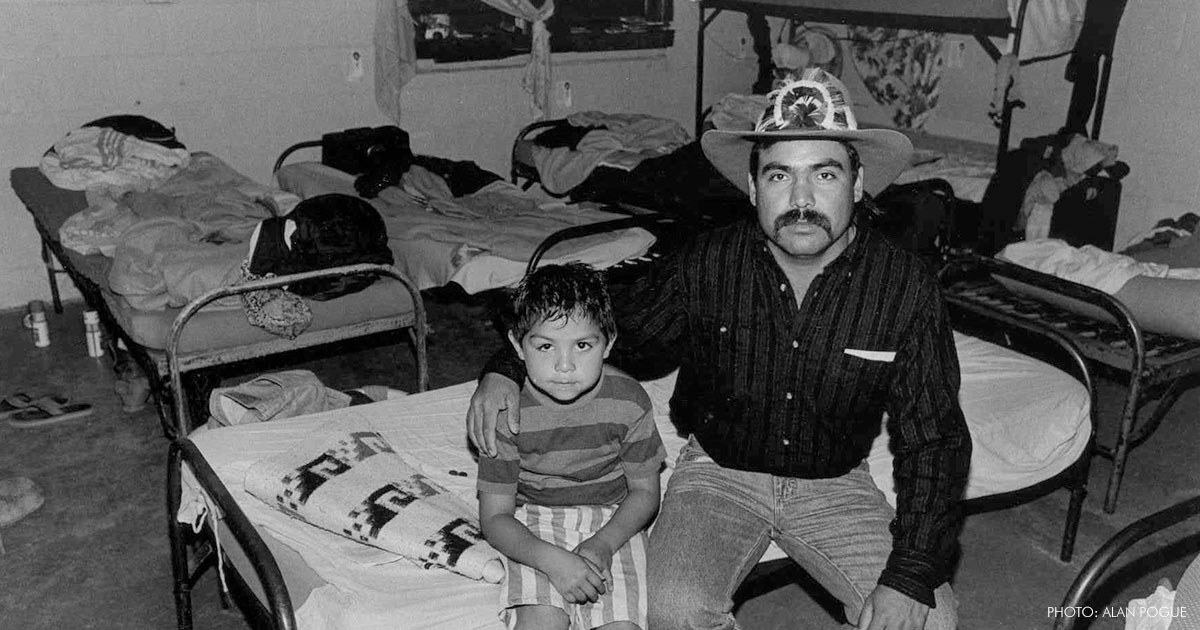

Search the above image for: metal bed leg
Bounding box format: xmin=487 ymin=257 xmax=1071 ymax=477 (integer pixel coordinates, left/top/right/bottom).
xmin=1104 ymin=373 xmax=1144 ymax=514
xmin=1060 ymin=442 xmax=1093 ymax=562
xmin=167 ymin=443 xmax=194 ymax=630
xmin=1128 ymin=379 xmax=1189 ymax=447
xmin=40 ymin=239 xmax=64 ymax=314
xmin=406 ymin=326 xmax=429 ymax=393
xmin=695 ymin=2 xmax=719 ymax=137
xmin=1103 ymin=414 xmax=1132 ymax=514
xmin=1104 ymin=377 xmax=1189 ymax=514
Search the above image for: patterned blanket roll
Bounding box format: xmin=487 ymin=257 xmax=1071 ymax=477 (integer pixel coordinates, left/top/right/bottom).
xmin=244 ymin=420 xmax=504 ymax=583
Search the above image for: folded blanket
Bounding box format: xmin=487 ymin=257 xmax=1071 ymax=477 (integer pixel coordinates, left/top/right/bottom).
xmin=244 ymin=418 xmax=504 ymax=582
xmin=40 ymin=126 xmax=191 ymax=192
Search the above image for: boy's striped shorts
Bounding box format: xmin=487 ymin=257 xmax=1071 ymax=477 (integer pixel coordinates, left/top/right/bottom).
xmin=500 ymin=503 xmax=648 ymax=629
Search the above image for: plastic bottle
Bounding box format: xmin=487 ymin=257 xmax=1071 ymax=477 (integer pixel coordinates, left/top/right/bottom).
xmin=26 ymin=300 xmax=50 ymax=348
xmin=84 ymin=310 xmax=104 ymax=358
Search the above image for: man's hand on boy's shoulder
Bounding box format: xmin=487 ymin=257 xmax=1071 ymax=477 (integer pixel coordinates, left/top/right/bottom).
xmin=467 ymin=373 xmax=523 ymax=457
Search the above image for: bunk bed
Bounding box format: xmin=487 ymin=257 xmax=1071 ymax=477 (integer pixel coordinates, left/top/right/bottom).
xmin=169 ymin=325 xmax=1096 ymax=630
xmin=693 ymin=0 xmax=1033 ymax=162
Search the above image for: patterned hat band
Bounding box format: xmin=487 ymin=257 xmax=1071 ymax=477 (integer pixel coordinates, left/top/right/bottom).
xmin=754 ymin=68 xmax=859 ymax=133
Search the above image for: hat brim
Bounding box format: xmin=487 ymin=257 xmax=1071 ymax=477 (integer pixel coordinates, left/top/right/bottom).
xmin=701 ymin=127 xmax=914 ymax=197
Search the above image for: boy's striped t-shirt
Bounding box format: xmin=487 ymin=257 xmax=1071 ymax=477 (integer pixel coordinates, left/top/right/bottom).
xmin=476 ymin=369 xmax=666 ymax=506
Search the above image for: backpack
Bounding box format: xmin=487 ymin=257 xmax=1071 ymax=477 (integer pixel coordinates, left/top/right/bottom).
xmin=870 ymin=178 xmax=957 ymax=260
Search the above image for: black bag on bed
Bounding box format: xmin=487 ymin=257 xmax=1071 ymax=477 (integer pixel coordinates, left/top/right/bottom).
xmin=249 ymin=194 xmax=393 ymax=301
xmin=324 ymin=125 xmax=411 ymax=176
xmin=870 ymin=178 xmax=957 ymax=260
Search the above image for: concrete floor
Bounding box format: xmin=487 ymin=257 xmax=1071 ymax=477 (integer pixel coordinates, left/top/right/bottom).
xmin=1 ymin=292 xmax=1197 ymax=629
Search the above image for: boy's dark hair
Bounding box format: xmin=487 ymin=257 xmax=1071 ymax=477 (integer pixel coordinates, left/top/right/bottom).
xmin=508 ymin=263 xmax=616 ymax=343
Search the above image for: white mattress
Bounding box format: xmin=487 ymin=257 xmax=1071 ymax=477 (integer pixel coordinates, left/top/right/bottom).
xmin=274 ymin=162 xmax=656 ymax=294
xmin=178 ymin=332 xmax=1090 ymax=629
xmin=893 ymin=148 xmax=995 ymax=203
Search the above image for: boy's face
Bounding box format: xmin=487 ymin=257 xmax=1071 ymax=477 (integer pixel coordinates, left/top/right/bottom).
xmin=508 ymin=313 xmax=615 ymax=404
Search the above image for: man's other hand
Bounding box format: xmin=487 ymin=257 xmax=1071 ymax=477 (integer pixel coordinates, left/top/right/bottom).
xmin=857 ymin=585 xmax=930 ymax=630
xmin=466 ymin=373 xmax=521 ymax=457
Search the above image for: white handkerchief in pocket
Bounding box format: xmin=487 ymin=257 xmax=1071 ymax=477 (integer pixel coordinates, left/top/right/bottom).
xmin=844 ymin=349 xmax=897 ymax=362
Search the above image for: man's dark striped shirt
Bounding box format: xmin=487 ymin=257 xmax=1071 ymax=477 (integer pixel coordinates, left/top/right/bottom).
xmin=487 ymin=218 xmax=971 ymax=607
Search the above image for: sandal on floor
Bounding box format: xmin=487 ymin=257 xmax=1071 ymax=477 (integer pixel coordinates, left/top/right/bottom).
xmin=0 ymin=393 xmax=68 ymax=421
xmin=7 ymin=397 xmax=94 ymax=428
xmin=0 ymin=477 xmax=44 ymax=527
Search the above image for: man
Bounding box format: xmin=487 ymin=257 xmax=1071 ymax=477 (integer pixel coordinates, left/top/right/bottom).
xmin=469 ymin=68 xmax=971 ymax=630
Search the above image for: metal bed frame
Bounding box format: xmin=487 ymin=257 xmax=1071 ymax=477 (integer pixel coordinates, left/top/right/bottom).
xmin=166 ymin=316 xmax=1097 ymax=630
xmin=940 ymin=268 xmax=1098 ymax=564
xmin=166 ymin=264 xmax=429 ymax=630
xmin=165 ymin=201 xmax=681 ymax=630
xmin=25 ymin=197 xmax=429 ymax=440
xmin=940 ymin=254 xmax=1200 ymax=514
xmin=163 ymin=264 xmax=428 ymax=437
xmin=1054 ymin=494 xmax=1200 ymax=630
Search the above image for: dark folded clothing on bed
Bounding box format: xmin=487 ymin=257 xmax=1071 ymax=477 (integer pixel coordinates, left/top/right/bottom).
xmin=356 ymin=154 xmax=503 ymax=201
xmin=574 ymin=140 xmax=750 ymax=227
xmin=409 ymin=155 xmax=503 ymax=197
xmin=531 ymin=121 xmax=607 ymax=150
xmin=249 ymin=194 xmax=393 ymax=301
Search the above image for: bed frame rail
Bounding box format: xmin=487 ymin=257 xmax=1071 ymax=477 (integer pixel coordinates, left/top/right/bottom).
xmin=524 ymin=212 xmax=677 ymax=277
xmin=169 ymin=438 xmax=297 ymax=630
xmin=164 ymin=263 xmax=429 ymax=438
xmin=510 ymin=120 xmax=563 ymax=191
xmin=1053 ymin=494 xmax=1200 ymax=630
xmin=940 ymin=254 xmax=1200 ymax=514
xmin=948 ymin=284 xmax=1098 ymax=562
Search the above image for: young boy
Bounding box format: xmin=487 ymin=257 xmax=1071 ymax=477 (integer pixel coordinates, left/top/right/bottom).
xmin=477 ymin=263 xmax=665 ymax=630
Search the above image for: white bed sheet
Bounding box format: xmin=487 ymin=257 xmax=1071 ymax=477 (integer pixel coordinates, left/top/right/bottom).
xmin=274 ymin=162 xmax=656 ymax=294
xmin=893 ymin=149 xmax=995 ymax=203
xmin=179 ymin=331 xmax=1089 ymax=629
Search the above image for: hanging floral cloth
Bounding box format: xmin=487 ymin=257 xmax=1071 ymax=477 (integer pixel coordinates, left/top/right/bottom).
xmin=478 ymin=0 xmax=556 ymax=119
xmin=848 ymin=26 xmax=946 ymax=130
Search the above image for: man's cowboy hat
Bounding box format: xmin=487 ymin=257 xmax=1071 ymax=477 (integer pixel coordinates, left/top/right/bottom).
xmin=701 ymin=68 xmax=913 ymax=197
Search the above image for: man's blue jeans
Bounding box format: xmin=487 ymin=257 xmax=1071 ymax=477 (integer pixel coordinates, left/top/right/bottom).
xmin=647 ymin=438 xmax=957 ymax=629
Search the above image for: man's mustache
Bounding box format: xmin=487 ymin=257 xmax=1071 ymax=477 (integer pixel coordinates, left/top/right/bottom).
xmin=774 ymin=208 xmax=832 ymax=236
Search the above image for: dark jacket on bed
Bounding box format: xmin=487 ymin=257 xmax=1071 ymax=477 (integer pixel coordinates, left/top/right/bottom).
xmin=486 ymin=218 xmax=971 ymax=607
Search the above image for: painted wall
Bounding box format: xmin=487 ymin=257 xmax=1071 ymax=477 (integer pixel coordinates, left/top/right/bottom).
xmin=0 ymin=0 xmax=1185 ymax=312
